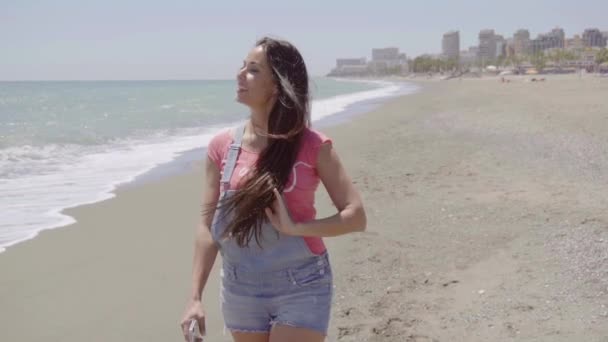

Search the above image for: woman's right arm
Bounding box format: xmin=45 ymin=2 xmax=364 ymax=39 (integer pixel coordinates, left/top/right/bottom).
xmin=181 ymin=155 xmax=221 ymax=339
xmin=191 ymin=155 xmax=221 ymax=300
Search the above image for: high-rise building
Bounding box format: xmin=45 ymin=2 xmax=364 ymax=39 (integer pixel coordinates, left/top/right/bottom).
xmin=442 ymin=31 xmax=460 ymax=61
xmin=566 ymin=35 xmax=584 ymax=51
xmin=530 ymin=28 xmax=565 ymax=54
xmin=495 ymin=35 xmax=506 ymax=58
xmin=582 ymin=28 xmax=607 ymax=48
xmin=505 ymin=38 xmax=516 ymax=58
xmin=551 ymin=27 xmax=565 ymax=43
xmin=513 ymin=29 xmax=531 ymax=56
xmin=478 ymin=29 xmax=497 ymax=62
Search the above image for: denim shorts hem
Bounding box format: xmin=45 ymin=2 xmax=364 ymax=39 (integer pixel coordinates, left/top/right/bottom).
xmin=270 ymin=320 xmax=328 ymax=336
xmin=225 ymin=326 xmax=270 ymax=334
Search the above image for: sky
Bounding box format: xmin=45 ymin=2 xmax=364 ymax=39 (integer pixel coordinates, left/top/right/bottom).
xmin=2 ymin=0 xmax=607 ymax=80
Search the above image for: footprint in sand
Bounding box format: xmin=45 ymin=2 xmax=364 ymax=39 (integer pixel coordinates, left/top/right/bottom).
xmin=337 ymin=325 xmax=363 ymax=339
xmin=406 ymin=334 xmax=438 ymax=342
xmin=368 ymin=254 xmax=381 ymax=263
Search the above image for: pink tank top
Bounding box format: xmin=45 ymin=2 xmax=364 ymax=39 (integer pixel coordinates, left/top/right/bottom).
xmin=207 ymin=127 xmax=331 ymax=255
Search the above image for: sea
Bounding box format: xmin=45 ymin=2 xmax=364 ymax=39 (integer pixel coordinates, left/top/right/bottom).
xmin=0 ymin=77 xmax=417 ymax=253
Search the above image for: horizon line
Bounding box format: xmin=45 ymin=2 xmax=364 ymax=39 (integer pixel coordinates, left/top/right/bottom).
xmin=0 ymin=75 xmax=329 ymax=82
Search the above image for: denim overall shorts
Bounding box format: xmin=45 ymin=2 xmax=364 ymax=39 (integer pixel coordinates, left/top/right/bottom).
xmin=211 ymin=125 xmax=333 ymax=334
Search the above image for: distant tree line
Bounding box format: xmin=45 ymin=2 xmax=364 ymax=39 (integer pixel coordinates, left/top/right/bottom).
xmin=409 ymin=56 xmax=458 ymax=73
xmin=409 ymin=48 xmax=608 ymax=73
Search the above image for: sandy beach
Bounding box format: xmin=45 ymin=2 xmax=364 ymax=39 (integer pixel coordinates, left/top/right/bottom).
xmin=2 ymin=74 xmax=608 ymax=341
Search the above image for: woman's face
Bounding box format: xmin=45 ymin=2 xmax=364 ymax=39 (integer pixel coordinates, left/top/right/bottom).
xmin=236 ymin=46 xmax=277 ymax=109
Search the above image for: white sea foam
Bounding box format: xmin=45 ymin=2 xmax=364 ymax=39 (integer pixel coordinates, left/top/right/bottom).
xmin=312 ymin=80 xmax=416 ymax=121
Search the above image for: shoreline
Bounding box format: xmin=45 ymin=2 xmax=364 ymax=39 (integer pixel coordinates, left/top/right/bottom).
xmin=0 ymin=78 xmax=416 ymax=254
xmin=2 ymin=74 xmax=608 ymax=341
xmin=127 ymin=79 xmax=419 ymax=189
xmin=0 ymin=85 xmax=422 ymax=342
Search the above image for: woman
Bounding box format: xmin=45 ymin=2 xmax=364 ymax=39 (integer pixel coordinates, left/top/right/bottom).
xmin=180 ymin=37 xmax=366 ymax=342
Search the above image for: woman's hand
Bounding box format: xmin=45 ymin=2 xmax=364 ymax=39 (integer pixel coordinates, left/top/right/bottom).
xmin=265 ymin=188 xmax=298 ymax=236
xmin=180 ymin=299 xmax=205 ymax=341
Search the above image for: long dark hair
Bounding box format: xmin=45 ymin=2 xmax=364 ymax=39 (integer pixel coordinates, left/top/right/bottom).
xmin=215 ymin=37 xmax=311 ymax=247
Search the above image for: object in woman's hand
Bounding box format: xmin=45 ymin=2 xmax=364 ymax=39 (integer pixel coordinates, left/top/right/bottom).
xmin=188 ymin=319 xmax=205 ymax=342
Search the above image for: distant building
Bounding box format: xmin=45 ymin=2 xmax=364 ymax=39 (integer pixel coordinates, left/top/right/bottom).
xmin=531 ymin=28 xmax=565 ymax=54
xmin=564 ymin=48 xmax=602 ymax=71
xmin=336 ymin=58 xmax=366 ymax=68
xmin=582 ymin=28 xmax=607 ymax=48
xmin=328 ymin=48 xmax=408 ymax=77
xmin=603 ymin=31 xmax=608 ymax=42
xmin=460 ymin=46 xmax=479 ymax=65
xmin=370 ymin=47 xmax=407 ymax=74
xmin=442 ymin=31 xmax=460 ymax=61
xmin=513 ymin=29 xmax=531 ymax=56
xmin=328 ymin=58 xmax=368 ymax=77
xmin=478 ymin=29 xmax=497 ymax=63
xmin=505 ymin=38 xmax=516 ymax=58
xmin=566 ymin=35 xmax=584 ymax=51
xmin=372 ymin=48 xmax=400 ymax=62
xmin=551 ymin=27 xmax=565 ymax=43
xmin=495 ymin=35 xmax=506 ymax=59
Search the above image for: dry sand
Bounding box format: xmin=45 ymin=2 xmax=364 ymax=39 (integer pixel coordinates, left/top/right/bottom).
xmin=1 ymin=74 xmax=608 ymax=341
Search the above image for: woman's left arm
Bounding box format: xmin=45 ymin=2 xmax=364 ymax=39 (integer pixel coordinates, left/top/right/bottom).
xmin=266 ymin=143 xmax=367 ymax=237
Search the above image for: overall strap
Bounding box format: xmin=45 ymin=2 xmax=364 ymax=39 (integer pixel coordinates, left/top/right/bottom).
xmin=220 ymin=124 xmax=246 ymax=190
